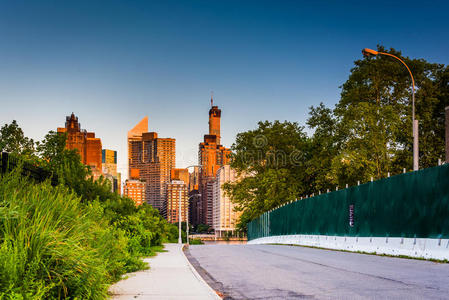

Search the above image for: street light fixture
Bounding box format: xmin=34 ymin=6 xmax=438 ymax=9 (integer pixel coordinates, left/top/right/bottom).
xmin=362 ymin=48 xmax=419 ymax=171
xmin=178 ymin=165 xmax=202 ymax=245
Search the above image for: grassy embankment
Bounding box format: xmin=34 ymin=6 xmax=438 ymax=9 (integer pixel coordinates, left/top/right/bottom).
xmin=0 ymin=168 xmax=178 ymax=299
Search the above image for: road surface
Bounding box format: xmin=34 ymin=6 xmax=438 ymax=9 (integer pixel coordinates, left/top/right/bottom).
xmin=186 ymin=244 xmax=449 ymax=299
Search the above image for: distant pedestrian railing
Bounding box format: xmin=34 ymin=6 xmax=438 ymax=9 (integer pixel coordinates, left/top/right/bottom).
xmin=248 ymin=163 xmax=449 ymax=241
xmin=0 ymin=152 xmax=58 ymax=185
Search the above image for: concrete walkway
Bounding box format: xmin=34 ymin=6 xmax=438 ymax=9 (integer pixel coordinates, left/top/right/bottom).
xmin=109 ymin=243 xmax=220 ymax=300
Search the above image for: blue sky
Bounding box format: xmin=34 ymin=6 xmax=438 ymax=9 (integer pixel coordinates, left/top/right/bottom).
xmin=1 ymin=0 xmax=448 ymax=179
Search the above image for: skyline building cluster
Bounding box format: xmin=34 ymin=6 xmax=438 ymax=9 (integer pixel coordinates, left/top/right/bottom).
xmin=56 ymin=99 xmax=242 ymax=234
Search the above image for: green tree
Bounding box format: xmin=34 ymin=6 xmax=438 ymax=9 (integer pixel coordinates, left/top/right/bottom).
xmin=224 ymin=120 xmax=310 ymax=229
xmin=36 ymin=130 xmax=67 ymax=165
xmin=0 ymin=120 xmax=35 ymax=156
xmin=306 ymin=102 xmax=339 ymax=192
xmin=229 ymin=46 xmax=449 ymax=230
xmin=415 ymin=64 xmax=449 ymax=167
xmin=331 ymin=45 xmax=447 ymax=185
xmin=195 ymin=224 xmax=211 ymax=234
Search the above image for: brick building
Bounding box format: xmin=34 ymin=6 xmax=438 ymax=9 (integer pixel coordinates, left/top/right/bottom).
xmin=57 ymin=113 xmax=102 ymax=178
xmin=124 ymin=179 xmax=146 ymax=206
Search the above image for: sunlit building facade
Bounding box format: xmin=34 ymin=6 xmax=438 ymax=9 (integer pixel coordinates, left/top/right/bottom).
xmin=198 ymin=98 xmax=231 ymax=226
xmin=57 ymin=113 xmax=102 ymax=179
xmin=165 ymin=180 xmax=188 ymax=223
xmin=213 ymin=165 xmax=242 ymax=236
xmin=171 ymin=168 xmax=189 ymax=185
xmin=102 ymin=149 xmax=121 ymax=193
xmin=124 ymin=179 xmax=146 ymax=206
xmin=128 ymin=117 xmax=176 ymax=213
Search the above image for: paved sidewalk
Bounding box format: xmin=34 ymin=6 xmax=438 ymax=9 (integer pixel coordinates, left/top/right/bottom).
xmin=109 ymin=243 xmax=220 ymax=300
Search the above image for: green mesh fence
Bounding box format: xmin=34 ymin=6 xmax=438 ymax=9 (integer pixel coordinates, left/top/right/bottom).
xmin=248 ymin=164 xmax=449 ymax=240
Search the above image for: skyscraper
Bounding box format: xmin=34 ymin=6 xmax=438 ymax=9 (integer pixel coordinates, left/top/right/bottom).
xmin=102 ymin=149 xmax=121 ymax=193
xmin=198 ymin=97 xmax=231 ymax=226
xmin=188 ymin=166 xmax=200 ymax=192
xmin=127 ymin=117 xmax=176 ymax=213
xmin=188 ymin=166 xmax=201 ymax=226
xmin=213 ymin=165 xmax=243 ymax=237
xmin=165 ymin=180 xmax=188 ymax=223
xmin=57 ymin=113 xmax=102 ymax=178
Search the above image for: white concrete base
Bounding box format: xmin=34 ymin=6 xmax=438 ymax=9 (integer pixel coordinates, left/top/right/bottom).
xmin=248 ymin=235 xmax=449 ymax=260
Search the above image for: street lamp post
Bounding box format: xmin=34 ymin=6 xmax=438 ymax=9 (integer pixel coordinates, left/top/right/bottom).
xmin=362 ymin=48 xmax=419 ymax=171
xmin=178 ymin=165 xmax=202 ymax=245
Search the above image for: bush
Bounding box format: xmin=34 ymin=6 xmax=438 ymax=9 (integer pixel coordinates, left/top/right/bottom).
xmin=0 ymin=171 xmax=109 ymax=298
xmin=189 ymin=238 xmax=204 ymax=245
xmin=0 ymin=167 xmax=178 ymax=299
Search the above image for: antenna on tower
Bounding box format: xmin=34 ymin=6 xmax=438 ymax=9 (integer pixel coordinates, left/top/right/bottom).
xmin=210 ymin=91 xmax=214 ymax=107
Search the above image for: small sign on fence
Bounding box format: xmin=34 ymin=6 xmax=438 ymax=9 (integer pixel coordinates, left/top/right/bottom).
xmin=349 ymin=204 xmax=354 ymax=227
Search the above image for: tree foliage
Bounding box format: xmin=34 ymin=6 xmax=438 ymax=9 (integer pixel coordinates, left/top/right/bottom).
xmin=0 ymin=120 xmax=34 ymax=157
xmin=227 ymin=46 xmax=449 ymax=229
xmin=224 ymin=120 xmax=310 ymax=230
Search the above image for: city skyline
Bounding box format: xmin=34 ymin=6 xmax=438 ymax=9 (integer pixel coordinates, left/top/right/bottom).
xmin=1 ymin=2 xmax=449 ymax=298
xmin=1 ymin=0 xmax=449 ymax=179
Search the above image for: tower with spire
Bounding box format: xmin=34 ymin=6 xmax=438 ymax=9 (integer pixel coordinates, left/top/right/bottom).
xmin=197 ymin=94 xmax=230 ymax=226
xmin=208 ymin=93 xmax=221 ymax=145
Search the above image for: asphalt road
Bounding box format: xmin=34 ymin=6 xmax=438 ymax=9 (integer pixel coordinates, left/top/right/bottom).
xmin=186 ymin=244 xmax=449 ymax=300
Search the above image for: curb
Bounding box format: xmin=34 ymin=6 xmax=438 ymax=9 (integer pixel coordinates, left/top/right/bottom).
xmin=181 ymin=244 xmax=222 ymax=299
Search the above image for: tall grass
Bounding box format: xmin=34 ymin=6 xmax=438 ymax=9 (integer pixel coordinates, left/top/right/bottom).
xmin=0 ymin=169 xmax=178 ymax=299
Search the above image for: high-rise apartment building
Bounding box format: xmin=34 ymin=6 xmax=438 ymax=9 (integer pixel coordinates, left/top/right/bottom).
xmin=188 ymin=166 xmax=201 ymax=225
xmin=102 ymin=149 xmax=121 ymax=193
xmin=188 ymin=166 xmax=200 ymax=192
xmin=198 ymin=98 xmax=231 ymax=226
xmin=189 ymin=191 xmax=202 ymax=226
xmin=213 ymin=165 xmax=243 ymax=236
xmin=165 ymin=180 xmax=188 ymax=223
xmin=124 ymin=179 xmax=146 ymax=206
xmin=57 ymin=113 xmax=102 ymax=178
xmin=171 ymin=168 xmax=189 ymax=185
xmin=127 ymin=117 xmax=176 ymax=213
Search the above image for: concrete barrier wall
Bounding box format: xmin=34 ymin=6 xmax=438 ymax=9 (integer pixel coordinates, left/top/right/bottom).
xmin=248 ymin=235 xmax=449 ymax=260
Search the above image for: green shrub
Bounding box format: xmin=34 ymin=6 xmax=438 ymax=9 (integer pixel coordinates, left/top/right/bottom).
xmin=0 ymin=171 xmax=109 ymax=299
xmin=0 ymin=167 xmax=178 ymax=299
xmin=188 ymin=238 xmax=204 ymax=245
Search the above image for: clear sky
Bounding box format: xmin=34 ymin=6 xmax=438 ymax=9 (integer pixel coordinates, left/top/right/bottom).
xmin=1 ymin=0 xmax=448 ymax=180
